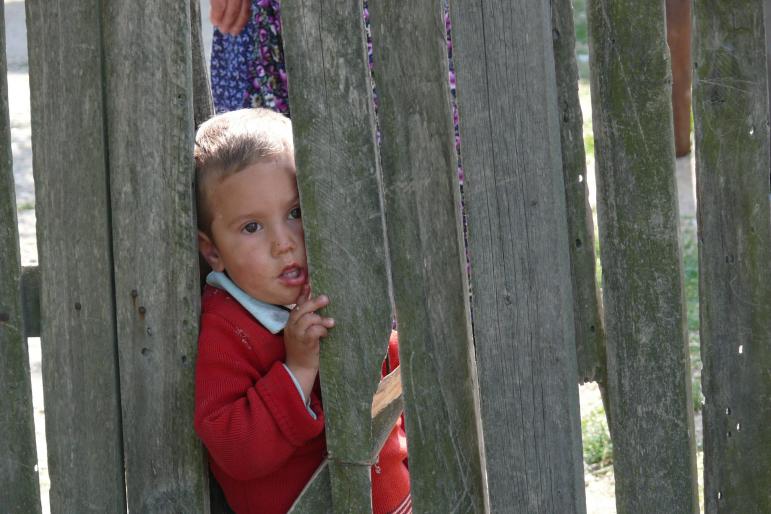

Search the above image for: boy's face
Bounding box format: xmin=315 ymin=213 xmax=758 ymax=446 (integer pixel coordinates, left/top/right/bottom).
xmin=199 ymin=152 xmax=307 ymax=306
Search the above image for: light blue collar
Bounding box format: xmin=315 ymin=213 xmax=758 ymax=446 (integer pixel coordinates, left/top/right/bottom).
xmin=207 ymin=271 xmax=290 ymax=334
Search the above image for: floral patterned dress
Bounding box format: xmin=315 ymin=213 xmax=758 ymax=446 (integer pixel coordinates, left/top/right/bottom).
xmin=209 ymin=0 xmax=461 ymax=180
xmin=210 ymin=0 xmax=288 ymax=114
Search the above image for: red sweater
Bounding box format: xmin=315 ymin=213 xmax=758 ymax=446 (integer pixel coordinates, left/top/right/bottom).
xmin=194 ymin=286 xmax=410 ymax=514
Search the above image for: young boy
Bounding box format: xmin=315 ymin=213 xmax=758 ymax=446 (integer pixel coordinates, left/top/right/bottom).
xmin=193 ymin=108 xmax=411 ymax=514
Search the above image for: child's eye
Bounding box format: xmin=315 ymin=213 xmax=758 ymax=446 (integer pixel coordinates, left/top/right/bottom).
xmin=289 ymin=207 xmax=302 ymax=220
xmin=243 ymin=222 xmax=262 ymax=233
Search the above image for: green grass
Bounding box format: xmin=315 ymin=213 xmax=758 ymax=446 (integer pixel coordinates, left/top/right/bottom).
xmin=681 ymin=217 xmax=703 ymax=413
xmin=582 ymin=405 xmax=613 ymax=468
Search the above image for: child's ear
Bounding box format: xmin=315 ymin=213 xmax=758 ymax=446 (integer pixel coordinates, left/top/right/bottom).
xmin=198 ymin=230 xmax=226 ymax=272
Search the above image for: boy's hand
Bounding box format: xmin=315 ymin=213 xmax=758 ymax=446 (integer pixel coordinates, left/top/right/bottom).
xmin=284 ymin=285 xmax=334 ymax=398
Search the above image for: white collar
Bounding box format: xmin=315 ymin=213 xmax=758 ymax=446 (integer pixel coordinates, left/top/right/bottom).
xmin=206 ymin=271 xmax=290 ymax=334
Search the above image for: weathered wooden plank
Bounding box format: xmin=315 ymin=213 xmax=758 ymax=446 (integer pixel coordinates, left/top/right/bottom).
xmin=290 ymin=369 xmax=405 ymax=513
xmin=25 ymin=2 xmax=126 ymax=512
xmin=20 ymin=266 xmax=40 ymax=338
xmin=692 ymin=2 xmax=771 ymax=511
xmin=101 ymin=2 xmax=206 ymax=511
xmin=551 ymin=0 xmax=607 ymax=388
xmin=368 ymin=2 xmax=487 ymax=511
xmin=0 ymin=1 xmax=41 ymax=509
xmin=282 ymin=2 xmax=391 ymax=511
xmin=766 ymin=0 xmax=771 ymax=181
xmin=450 ymin=2 xmax=585 ymax=512
xmin=190 ymin=0 xmax=213 ymax=128
xmin=289 ymin=461 xmax=332 ymax=513
xmin=369 ymin=368 xmax=403 ymax=457
xmin=587 ymin=1 xmax=699 ymax=512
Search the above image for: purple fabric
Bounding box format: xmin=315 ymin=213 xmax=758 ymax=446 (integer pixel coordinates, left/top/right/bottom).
xmin=209 ymin=1 xmax=461 ymax=182
xmin=210 ymin=0 xmax=289 ymax=114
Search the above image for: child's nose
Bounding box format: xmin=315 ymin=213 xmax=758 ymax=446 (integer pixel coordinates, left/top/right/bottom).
xmin=271 ymin=234 xmax=295 ymax=256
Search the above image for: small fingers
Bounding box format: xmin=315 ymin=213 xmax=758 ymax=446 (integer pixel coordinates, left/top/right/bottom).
xmin=220 ymin=0 xmax=244 ymax=34
xmin=306 ymin=294 xmax=330 ymax=312
xmin=292 ymin=311 xmax=322 ymax=331
xmin=292 ymin=292 xmax=329 ymax=319
xmin=291 ymin=310 xmax=335 ymax=337
xmin=232 ymin=0 xmax=251 ymax=35
xmin=306 ymin=325 xmax=329 ymax=341
xmin=210 ymin=0 xmax=227 ymax=26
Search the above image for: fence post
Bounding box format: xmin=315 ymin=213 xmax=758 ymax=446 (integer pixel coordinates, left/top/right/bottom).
xmin=450 ymin=2 xmax=586 ymax=511
xmin=550 ymin=0 xmax=608 ymax=390
xmin=25 ymin=1 xmax=127 ymax=511
xmin=282 ymin=2 xmax=392 ymax=511
xmin=587 ymin=1 xmax=699 ymax=512
xmin=0 ymin=1 xmax=41 ymax=510
xmin=368 ymin=1 xmax=487 ymax=511
xmin=190 ymin=0 xmax=213 ymax=129
xmin=693 ymin=2 xmax=771 ymax=512
xmin=100 ymin=1 xmax=207 ymax=511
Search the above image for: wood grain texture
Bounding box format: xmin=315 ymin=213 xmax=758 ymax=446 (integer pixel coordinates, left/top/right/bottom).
xmin=0 ymin=1 xmax=41 ymax=509
xmin=692 ymin=2 xmax=771 ymax=512
xmin=551 ymin=0 xmax=607 ymax=387
xmin=369 ymin=371 xmax=403 ymax=460
xmin=20 ymin=266 xmax=40 ymax=338
xmin=289 ymin=461 xmax=332 ymax=513
xmin=290 ymin=374 xmax=405 ymax=514
xmin=368 ymin=2 xmax=487 ymax=511
xmin=101 ymin=2 xmax=206 ymax=511
xmin=278 ymin=1 xmax=392 ymax=511
xmin=587 ymin=1 xmax=699 ymax=512
xmin=25 ymin=2 xmax=126 ymax=512
xmin=450 ymin=2 xmax=586 ymax=512
xmin=190 ymin=0 xmax=213 ymax=129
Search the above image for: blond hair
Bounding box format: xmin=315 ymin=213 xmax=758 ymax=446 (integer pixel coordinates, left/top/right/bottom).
xmin=194 ymin=108 xmax=293 ymax=235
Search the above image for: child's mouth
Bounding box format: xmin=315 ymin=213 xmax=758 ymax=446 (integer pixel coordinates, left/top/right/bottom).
xmin=278 ymin=265 xmax=306 ymax=286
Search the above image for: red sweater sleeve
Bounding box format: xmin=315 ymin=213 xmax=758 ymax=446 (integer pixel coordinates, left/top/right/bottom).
xmin=194 ymin=312 xmax=325 ymax=481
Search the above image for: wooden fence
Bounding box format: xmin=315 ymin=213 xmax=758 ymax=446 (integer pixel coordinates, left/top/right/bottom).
xmin=1 ymin=0 xmax=769 ymax=513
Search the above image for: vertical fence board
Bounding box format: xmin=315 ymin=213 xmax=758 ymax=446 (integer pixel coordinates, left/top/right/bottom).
xmin=587 ymin=1 xmax=699 ymax=512
xmin=450 ymin=2 xmax=586 ymax=512
xmin=0 ymin=1 xmax=41 ymax=509
xmin=766 ymin=0 xmax=771 ymax=182
xmin=551 ymin=0 xmax=607 ymax=388
xmin=25 ymin=2 xmax=126 ymax=512
xmin=20 ymin=266 xmax=41 ymax=338
xmin=279 ymin=2 xmax=390 ymax=511
xmin=102 ymin=2 xmax=206 ymax=511
xmin=368 ymin=1 xmax=486 ymax=512
xmin=190 ymin=0 xmax=213 ymax=129
xmin=693 ymin=2 xmax=771 ymax=512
